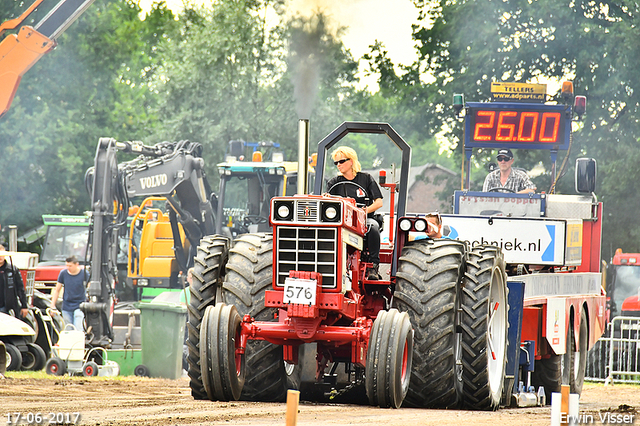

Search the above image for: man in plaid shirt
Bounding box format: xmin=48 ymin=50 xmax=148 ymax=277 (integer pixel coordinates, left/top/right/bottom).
xmin=482 ymin=149 xmax=536 ymax=194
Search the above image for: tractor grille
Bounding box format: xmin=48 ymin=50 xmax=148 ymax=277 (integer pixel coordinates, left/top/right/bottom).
xmin=276 ymin=227 xmax=337 ymax=288
xmin=25 ymin=270 xmax=35 ymax=298
xmin=296 ymin=200 xmax=319 ymax=222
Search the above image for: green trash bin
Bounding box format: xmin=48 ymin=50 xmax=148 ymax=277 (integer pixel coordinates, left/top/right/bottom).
xmin=137 ymin=301 xmax=187 ymax=379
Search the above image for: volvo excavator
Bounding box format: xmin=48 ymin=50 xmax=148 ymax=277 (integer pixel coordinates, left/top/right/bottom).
xmin=83 ymin=138 xmax=217 ymax=347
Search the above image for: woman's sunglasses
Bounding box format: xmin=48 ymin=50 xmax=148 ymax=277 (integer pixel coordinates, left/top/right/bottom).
xmin=334 ymin=158 xmax=350 ymax=165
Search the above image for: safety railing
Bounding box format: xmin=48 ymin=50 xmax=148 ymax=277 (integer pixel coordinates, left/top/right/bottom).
xmin=585 ymin=316 xmax=640 ymax=384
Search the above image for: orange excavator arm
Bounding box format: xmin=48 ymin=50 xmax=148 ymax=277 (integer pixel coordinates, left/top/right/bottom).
xmin=0 ymin=0 xmax=94 ymax=118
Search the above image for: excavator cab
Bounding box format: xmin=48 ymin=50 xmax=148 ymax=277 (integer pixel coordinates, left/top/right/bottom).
xmin=127 ymin=197 xmax=189 ymax=300
xmin=215 ymin=140 xmax=314 ymax=238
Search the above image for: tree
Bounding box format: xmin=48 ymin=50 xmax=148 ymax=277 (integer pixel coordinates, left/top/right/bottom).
xmin=0 ymin=0 xmax=175 ymax=246
xmin=406 ymin=0 xmax=640 ymax=254
xmin=151 ymin=2 xmax=362 ymax=177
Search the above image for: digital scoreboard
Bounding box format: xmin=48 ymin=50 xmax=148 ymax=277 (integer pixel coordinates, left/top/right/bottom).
xmin=465 ymin=102 xmax=571 ymax=150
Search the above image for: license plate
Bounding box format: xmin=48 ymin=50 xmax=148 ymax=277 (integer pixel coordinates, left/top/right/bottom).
xmin=283 ymin=278 xmax=317 ymax=305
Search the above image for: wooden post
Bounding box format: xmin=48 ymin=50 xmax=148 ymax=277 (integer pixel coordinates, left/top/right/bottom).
xmin=560 ymin=385 xmax=570 ymax=425
xmin=286 ymin=389 xmax=300 ymax=426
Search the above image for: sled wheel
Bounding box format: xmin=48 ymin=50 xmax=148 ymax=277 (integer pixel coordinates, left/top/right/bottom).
xmin=83 ymin=361 xmax=99 ymax=377
xmin=566 ymin=308 xmax=588 ymax=395
xmin=25 ymin=343 xmax=47 ymax=371
xmin=200 ymin=303 xmax=245 ymax=401
xmin=134 ymin=364 xmax=150 ymax=377
xmin=460 ymin=245 xmax=509 ymax=410
xmin=45 ymin=356 xmax=66 ymax=376
xmin=366 ymin=309 xmax=413 ymax=408
xmin=5 ymin=343 xmax=23 ymax=371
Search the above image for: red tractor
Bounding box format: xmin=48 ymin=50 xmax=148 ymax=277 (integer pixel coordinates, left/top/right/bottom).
xmin=189 ymin=122 xmax=509 ymax=409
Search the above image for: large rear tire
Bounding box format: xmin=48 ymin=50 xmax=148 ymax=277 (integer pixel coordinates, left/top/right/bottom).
xmin=460 ymin=245 xmax=508 ymax=410
xmin=200 ymin=303 xmax=245 ymax=401
xmin=365 ymin=309 xmax=413 ymax=408
xmin=219 ymin=233 xmax=288 ymax=402
xmin=394 ymin=239 xmax=466 ymax=408
xmin=187 ymin=235 xmax=229 ymax=399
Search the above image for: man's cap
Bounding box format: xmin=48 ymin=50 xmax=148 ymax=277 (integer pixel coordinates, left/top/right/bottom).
xmin=496 ymin=148 xmax=513 ymax=159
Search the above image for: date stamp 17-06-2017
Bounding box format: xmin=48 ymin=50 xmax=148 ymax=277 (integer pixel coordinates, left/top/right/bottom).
xmin=5 ymin=412 xmax=81 ymax=425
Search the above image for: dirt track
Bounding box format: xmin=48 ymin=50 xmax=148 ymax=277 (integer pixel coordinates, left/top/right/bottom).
xmin=0 ymin=376 xmax=638 ymax=426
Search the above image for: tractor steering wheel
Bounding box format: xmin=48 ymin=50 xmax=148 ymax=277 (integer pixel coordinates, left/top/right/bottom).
xmin=243 ymin=215 xmax=268 ymax=226
xmin=487 ymin=187 xmax=516 ymax=193
xmin=327 ymin=180 xmax=370 ymax=203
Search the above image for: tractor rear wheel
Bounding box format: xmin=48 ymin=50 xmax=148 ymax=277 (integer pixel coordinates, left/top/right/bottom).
xmin=460 ymin=245 xmax=509 ymax=410
xmin=200 ymin=303 xmax=245 ymax=401
xmin=5 ymin=343 xmax=22 ymax=371
xmin=218 ymin=233 xmax=288 ymax=402
xmin=394 ymin=239 xmax=466 ymax=408
xmin=365 ymin=309 xmax=413 ymax=408
xmin=187 ymin=235 xmax=229 ymax=399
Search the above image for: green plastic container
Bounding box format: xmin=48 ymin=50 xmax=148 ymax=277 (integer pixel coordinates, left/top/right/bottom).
xmin=105 ymin=349 xmax=142 ymax=376
xmin=138 ymin=301 xmax=187 ymax=379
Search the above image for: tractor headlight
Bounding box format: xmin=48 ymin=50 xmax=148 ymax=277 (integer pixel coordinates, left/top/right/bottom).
xmin=321 ymin=202 xmax=341 ymax=222
xmin=399 ymin=218 xmax=412 ymax=232
xmin=138 ymin=278 xmax=149 ymax=287
xmin=274 ymin=201 xmax=294 ymax=221
xmin=414 ymin=218 xmax=427 ymax=232
xmin=325 ymin=206 xmax=337 ymax=219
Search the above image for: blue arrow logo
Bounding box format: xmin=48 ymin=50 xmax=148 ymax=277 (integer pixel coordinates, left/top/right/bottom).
xmin=541 ymin=225 xmax=555 ymax=261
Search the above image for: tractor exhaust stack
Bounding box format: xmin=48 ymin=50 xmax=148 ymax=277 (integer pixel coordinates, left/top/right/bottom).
xmin=297 ymin=118 xmax=310 ymax=195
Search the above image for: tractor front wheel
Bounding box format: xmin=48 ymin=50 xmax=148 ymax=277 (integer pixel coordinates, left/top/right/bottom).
xmin=365 ymin=309 xmax=413 ymax=408
xmin=187 ymin=235 xmax=229 ymax=399
xmin=218 ymin=233 xmax=289 ymax=402
xmin=200 ymin=303 xmax=245 ymax=401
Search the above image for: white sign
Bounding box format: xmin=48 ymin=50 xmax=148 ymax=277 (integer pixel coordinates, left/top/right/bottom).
xmin=442 ymin=215 xmax=567 ymax=265
xmin=283 ymin=278 xmax=317 ymax=305
xmin=546 ymin=298 xmax=566 ymax=355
